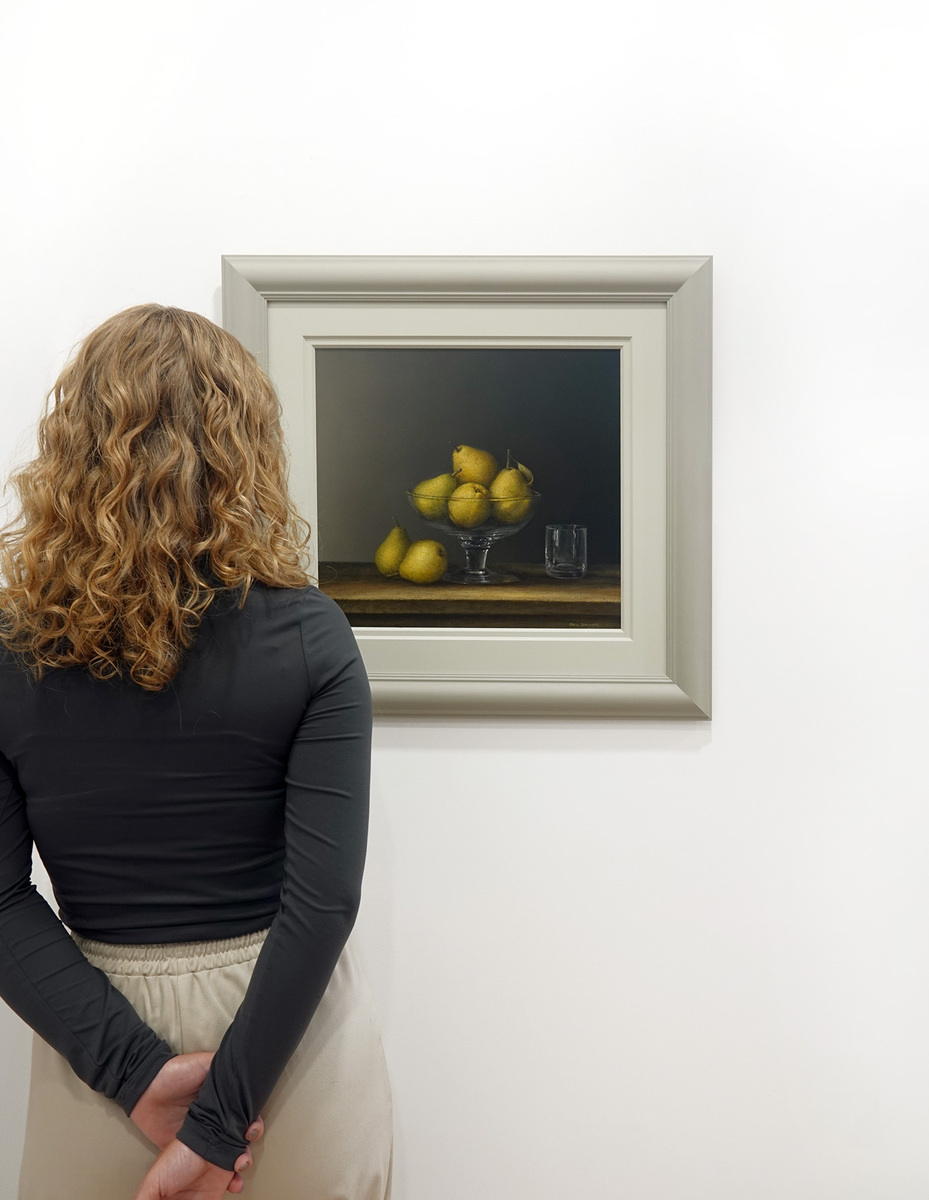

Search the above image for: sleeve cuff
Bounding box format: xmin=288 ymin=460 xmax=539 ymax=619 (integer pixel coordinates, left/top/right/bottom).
xmin=177 ymin=1113 xmax=246 ymax=1171
xmin=113 ymin=1041 xmax=177 ymax=1117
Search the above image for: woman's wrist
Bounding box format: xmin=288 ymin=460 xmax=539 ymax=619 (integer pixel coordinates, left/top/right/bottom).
xmin=118 ymin=1045 xmax=178 ymax=1116
xmin=176 ymin=1113 xmax=247 ymax=1173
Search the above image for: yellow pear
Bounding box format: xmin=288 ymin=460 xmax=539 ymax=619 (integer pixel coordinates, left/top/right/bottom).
xmin=374 ymin=520 xmax=410 ymax=576
xmin=447 ymin=482 xmax=491 ymax=528
xmin=410 ymin=472 xmax=458 ymax=520
xmin=451 ymin=444 xmax=498 ymax=488
xmin=489 ymin=465 xmax=533 ymax=524
xmin=398 ymin=539 xmax=448 ymax=584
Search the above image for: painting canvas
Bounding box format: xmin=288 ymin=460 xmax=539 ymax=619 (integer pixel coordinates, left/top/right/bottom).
xmin=313 ymin=346 xmax=621 ymax=629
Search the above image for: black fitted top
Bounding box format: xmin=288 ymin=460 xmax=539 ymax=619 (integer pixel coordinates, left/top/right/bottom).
xmin=0 ymin=583 xmax=372 ymax=1170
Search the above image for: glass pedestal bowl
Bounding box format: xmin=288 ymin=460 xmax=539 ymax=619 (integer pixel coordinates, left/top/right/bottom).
xmin=406 ymin=488 xmax=542 ymax=584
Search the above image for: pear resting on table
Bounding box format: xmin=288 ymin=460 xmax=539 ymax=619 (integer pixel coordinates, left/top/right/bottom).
xmin=374 ymin=445 xmax=536 ymax=584
xmin=374 ymin=522 xmax=447 ymax=585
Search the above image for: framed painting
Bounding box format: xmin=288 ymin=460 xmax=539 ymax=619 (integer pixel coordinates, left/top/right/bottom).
xmin=222 ymin=255 xmax=711 ymax=718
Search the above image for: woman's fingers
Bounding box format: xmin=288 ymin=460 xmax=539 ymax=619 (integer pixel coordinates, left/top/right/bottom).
xmin=229 ymin=1155 xmax=251 ymax=1194
xmin=228 ymin=1118 xmax=262 ymax=1191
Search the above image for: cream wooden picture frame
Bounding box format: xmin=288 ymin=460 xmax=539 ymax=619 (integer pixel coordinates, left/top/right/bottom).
xmin=221 ymin=255 xmax=711 ymax=718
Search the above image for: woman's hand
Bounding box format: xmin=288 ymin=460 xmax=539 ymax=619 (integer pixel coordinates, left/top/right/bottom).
xmin=131 ymin=1053 xmax=265 ymax=1153
xmin=131 ymin=1053 xmax=213 ymax=1149
xmin=131 ymin=1138 xmax=252 ymax=1199
xmin=130 ymin=1053 xmax=265 ymax=1196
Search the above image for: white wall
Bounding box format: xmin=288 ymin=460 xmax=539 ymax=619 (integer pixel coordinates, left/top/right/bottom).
xmin=1 ymin=2 xmax=927 ymax=1197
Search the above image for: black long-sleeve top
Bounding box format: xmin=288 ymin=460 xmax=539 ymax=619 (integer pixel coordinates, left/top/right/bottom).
xmin=0 ymin=582 xmax=372 ymax=1170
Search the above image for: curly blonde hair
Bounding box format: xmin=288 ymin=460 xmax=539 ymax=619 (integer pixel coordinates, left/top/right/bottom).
xmin=0 ymin=304 xmax=312 ymax=691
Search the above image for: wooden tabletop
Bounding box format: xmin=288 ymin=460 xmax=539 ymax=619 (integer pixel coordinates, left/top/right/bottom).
xmin=319 ymin=562 xmax=621 ymax=628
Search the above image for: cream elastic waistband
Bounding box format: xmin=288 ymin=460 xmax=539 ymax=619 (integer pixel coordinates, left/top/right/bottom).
xmin=71 ymin=927 xmax=270 ymax=975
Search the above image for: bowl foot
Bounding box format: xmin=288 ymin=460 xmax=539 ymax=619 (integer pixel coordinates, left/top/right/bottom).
xmin=443 ymin=566 xmax=521 ymax=586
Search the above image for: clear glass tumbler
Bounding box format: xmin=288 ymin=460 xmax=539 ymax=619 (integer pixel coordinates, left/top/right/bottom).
xmin=545 ymin=524 xmax=587 ymax=578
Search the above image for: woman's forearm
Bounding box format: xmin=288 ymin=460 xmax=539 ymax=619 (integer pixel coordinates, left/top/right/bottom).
xmin=0 ymin=832 xmax=176 ymax=1113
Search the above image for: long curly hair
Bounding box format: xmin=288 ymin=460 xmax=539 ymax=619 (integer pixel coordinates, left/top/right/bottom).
xmin=0 ymin=304 xmax=312 ymax=691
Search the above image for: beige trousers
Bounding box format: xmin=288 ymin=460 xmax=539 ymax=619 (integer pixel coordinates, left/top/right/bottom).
xmin=17 ymin=930 xmax=393 ymax=1200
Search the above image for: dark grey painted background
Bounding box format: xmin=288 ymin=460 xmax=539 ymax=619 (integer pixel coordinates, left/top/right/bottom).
xmin=314 ymin=348 xmax=621 ymax=568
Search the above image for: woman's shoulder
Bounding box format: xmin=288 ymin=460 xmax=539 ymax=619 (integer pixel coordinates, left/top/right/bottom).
xmin=242 ymin=582 xmax=355 ymax=652
xmin=245 ymin=583 xmax=361 ymax=689
xmin=245 ymin=580 xmax=347 ymax=624
xmin=0 ymin=635 xmax=40 ymax=688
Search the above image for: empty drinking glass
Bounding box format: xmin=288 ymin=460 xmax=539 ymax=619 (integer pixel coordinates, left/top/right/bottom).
xmin=545 ymin=524 xmax=587 ymax=578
